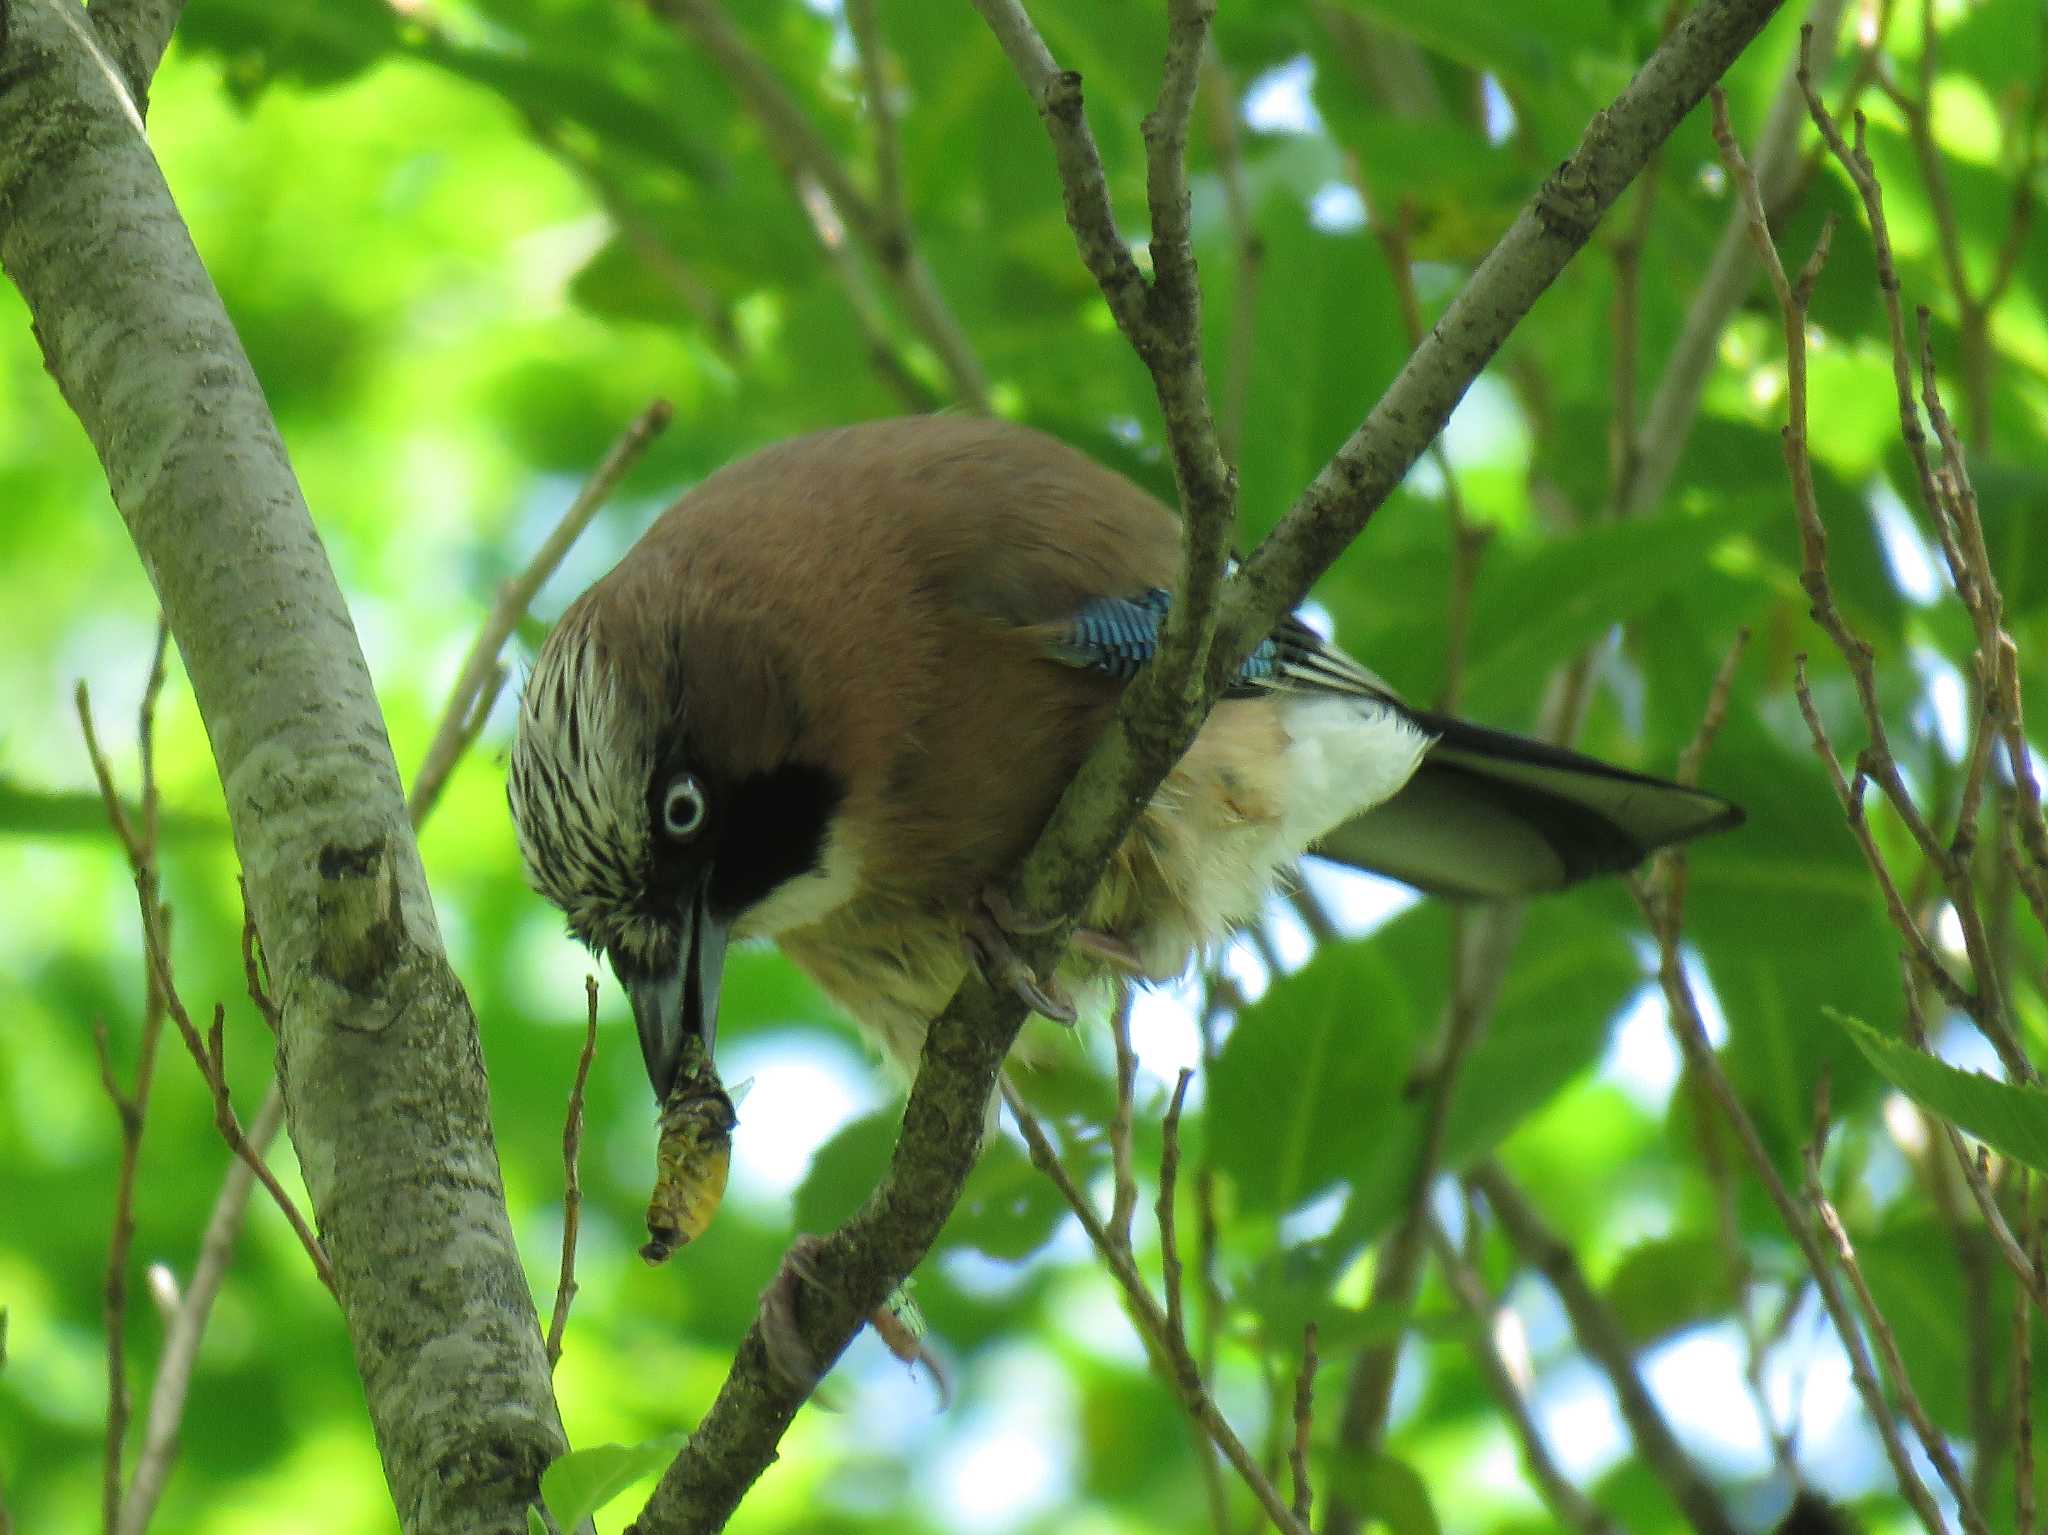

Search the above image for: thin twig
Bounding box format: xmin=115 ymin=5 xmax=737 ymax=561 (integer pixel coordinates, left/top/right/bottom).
xmin=1288 ymin=1322 xmax=1317 ymax=1526
xmin=968 ymin=0 xmax=1237 ymax=705
xmin=1730 ymin=57 xmax=2036 ymax=1078
xmin=1472 ymin=1163 xmax=1740 ymax=1535
xmin=1806 ymin=1108 xmax=1991 ymax=1535
xmin=547 ymin=977 xmax=602 ymax=1369
xmin=410 ymin=399 xmax=673 ymax=827
xmin=117 ymin=1085 xmax=286 ymax=1535
xmin=1636 ymin=878 xmax=1956 ymax=1535
xmin=653 ymin=0 xmax=991 ymax=412
xmin=76 ymin=655 xmax=172 ymax=1535
xmin=1000 ymin=1076 xmax=1310 ymax=1535
xmin=1108 ymin=982 xmax=1140 ymax=1253
xmin=1422 ymin=1215 xmax=1624 ymax=1535
xmin=1158 ymin=1069 xmax=1193 ymax=1345
xmin=2017 ymin=1194 xmax=2040 ymax=1535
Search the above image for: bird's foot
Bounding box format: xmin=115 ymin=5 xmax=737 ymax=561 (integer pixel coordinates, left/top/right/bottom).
xmin=1070 ymin=926 xmax=1148 ymax=975
xmin=758 ymin=1236 xmax=952 ymax=1409
xmin=965 ymin=891 xmax=1077 ymax=1025
xmin=759 ymin=1233 xmax=834 ymax=1391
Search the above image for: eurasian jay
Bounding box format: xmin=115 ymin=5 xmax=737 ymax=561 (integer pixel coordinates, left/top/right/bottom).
xmin=507 ymin=415 xmax=1741 ymax=1105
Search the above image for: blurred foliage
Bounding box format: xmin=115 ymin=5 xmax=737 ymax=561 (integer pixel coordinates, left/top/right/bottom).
xmin=6 ymin=0 xmax=2048 ymax=1531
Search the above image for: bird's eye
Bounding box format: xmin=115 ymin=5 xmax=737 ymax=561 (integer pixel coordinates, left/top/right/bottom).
xmin=661 ymin=774 xmax=709 ymax=841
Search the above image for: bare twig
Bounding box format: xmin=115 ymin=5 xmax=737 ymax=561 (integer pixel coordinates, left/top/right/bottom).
xmin=93 ymin=1017 xmax=147 ymax=1535
xmin=1423 ymin=1215 xmax=1624 ymax=1535
xmin=410 ymin=398 xmax=672 ymax=826
xmin=2018 ymin=1198 xmax=2040 ymax=1535
xmin=117 ymin=1086 xmax=286 ymax=1535
xmin=652 ymin=0 xmax=992 ymax=412
xmin=85 ymin=700 xmax=337 ymax=1296
xmin=76 ymin=645 xmax=172 ymax=1535
xmin=968 ymin=0 xmax=1238 ymax=704
xmin=547 ymin=978 xmax=603 ymax=1368
xmin=1806 ymin=1107 xmax=1991 ymax=1535
xmin=1157 ymin=1069 xmax=1193 ymax=1345
xmin=1637 ymin=880 xmax=1956 ymax=1534
xmin=1472 ymin=1163 xmax=1741 ymax=1535
xmin=1288 ymin=1322 xmax=1317 ymax=1525
xmin=1000 ymin=1076 xmax=1310 ymax=1535
xmin=1727 ymin=54 xmax=2038 ymax=1078
xmin=1107 ymin=983 xmax=1140 ymax=1253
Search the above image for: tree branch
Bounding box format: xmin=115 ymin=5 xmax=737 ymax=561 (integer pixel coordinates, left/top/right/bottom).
xmin=1217 ymin=0 xmax=1788 ymax=667
xmin=84 ymin=0 xmax=185 ymax=113
xmin=632 ymin=2 xmax=1787 ymax=1523
xmin=0 ymin=6 xmax=567 ymax=1528
xmin=409 ymin=399 xmax=672 ymax=827
xmin=650 ymin=0 xmax=992 ymax=412
xmin=1472 ymin=1162 xmax=1741 ymax=1535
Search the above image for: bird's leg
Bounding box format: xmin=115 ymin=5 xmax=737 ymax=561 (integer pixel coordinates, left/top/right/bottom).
xmin=982 ymin=884 xmax=1155 ymax=983
xmin=759 ymin=1233 xmax=834 ymax=1390
xmin=1069 ymin=927 xmax=1149 ymax=975
xmin=758 ymin=1235 xmax=950 ymax=1407
xmin=964 ymin=889 xmax=1078 ymax=1025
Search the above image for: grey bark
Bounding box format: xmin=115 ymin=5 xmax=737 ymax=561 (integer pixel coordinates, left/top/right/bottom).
xmin=86 ymin=0 xmax=186 ymax=112
xmin=0 ymin=5 xmax=565 ymax=1530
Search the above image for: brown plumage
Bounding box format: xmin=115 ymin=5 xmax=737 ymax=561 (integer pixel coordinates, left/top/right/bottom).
xmin=508 ymin=415 xmax=1741 ymax=1095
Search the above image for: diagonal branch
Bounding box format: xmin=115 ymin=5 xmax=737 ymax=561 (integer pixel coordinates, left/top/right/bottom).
xmin=1472 ymin=1162 xmax=1741 ymax=1535
xmin=650 ymin=0 xmax=991 ymax=411
xmin=84 ymin=0 xmax=186 ymax=113
xmin=1217 ymin=0 xmax=1788 ymax=670
xmin=632 ymin=3 xmax=1788 ymax=1525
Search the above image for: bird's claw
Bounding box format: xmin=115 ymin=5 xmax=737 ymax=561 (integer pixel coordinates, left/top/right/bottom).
xmin=965 ymin=894 xmax=1077 ymax=1025
xmin=760 ymin=1234 xmax=834 ymax=1392
xmin=758 ymin=1237 xmax=953 ymax=1411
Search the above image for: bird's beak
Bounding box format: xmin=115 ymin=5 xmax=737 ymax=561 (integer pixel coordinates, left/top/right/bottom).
xmin=622 ymin=877 xmax=728 ymax=1100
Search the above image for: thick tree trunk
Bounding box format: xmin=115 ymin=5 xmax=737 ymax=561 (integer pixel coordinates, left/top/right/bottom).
xmin=0 ymin=5 xmax=564 ymax=1528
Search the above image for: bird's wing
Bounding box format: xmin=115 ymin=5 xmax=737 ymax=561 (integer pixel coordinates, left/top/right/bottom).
xmin=1315 ymin=709 xmax=1745 ymax=897
xmin=1043 ymin=588 xmax=1743 ymax=897
xmin=1045 ymin=588 xmax=1404 ymax=703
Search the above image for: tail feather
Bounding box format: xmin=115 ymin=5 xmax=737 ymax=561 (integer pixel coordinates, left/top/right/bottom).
xmin=1312 ymin=709 xmax=1744 ymax=899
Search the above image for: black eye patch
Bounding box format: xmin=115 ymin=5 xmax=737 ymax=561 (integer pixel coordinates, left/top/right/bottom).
xmin=707 ymin=762 xmax=845 ymax=916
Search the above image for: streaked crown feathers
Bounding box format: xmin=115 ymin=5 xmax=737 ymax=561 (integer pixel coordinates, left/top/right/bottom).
xmin=506 ymin=612 xmax=669 ymax=962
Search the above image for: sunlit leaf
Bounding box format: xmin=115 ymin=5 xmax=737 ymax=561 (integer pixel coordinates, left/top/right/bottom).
xmin=1834 ymin=1011 xmax=2048 ymax=1176
xmin=539 ymin=1435 xmax=687 ymax=1532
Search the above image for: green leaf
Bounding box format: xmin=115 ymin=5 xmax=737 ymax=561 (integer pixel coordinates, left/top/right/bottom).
xmin=527 ymin=1507 xmax=548 ymax=1535
xmin=945 ymin=1136 xmax=1069 ymax=1262
xmin=1207 ymin=933 xmax=1424 ymax=1214
xmin=1834 ymin=1011 xmax=2048 ymax=1175
xmin=539 ymin=1435 xmax=688 ymax=1532
xmin=176 ymin=0 xmax=401 ymax=99
xmin=1322 ymin=1451 xmax=1441 ymax=1535
xmin=1459 ymin=501 xmax=1773 ymax=718
xmin=1605 ymin=1234 xmax=1738 ymax=1347
xmin=793 ymin=1110 xmax=900 ymax=1234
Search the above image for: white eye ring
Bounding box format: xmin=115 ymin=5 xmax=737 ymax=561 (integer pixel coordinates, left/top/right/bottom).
xmin=661 ymin=775 xmax=708 ymax=840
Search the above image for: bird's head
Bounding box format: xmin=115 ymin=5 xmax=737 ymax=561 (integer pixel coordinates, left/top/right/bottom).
xmin=506 ymin=597 xmax=846 ymax=1100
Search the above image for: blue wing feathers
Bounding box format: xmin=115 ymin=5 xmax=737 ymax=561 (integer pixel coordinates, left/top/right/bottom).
xmin=1051 ymin=588 xmax=1288 ymax=691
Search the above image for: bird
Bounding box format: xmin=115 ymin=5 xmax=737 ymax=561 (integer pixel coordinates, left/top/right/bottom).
xmin=507 ymin=414 xmax=1742 ymax=1110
